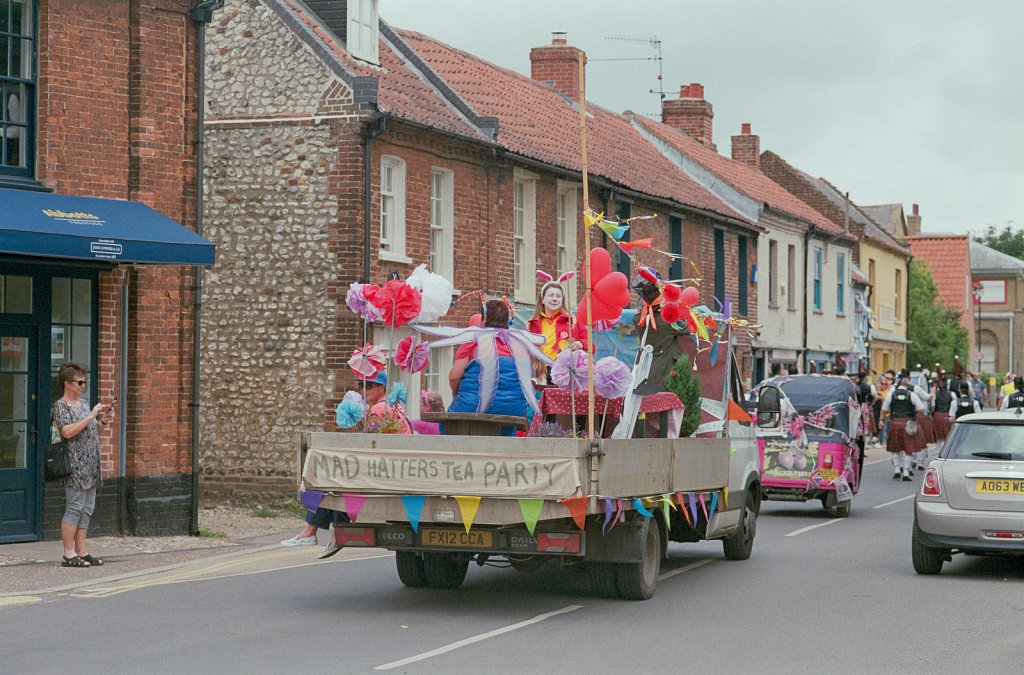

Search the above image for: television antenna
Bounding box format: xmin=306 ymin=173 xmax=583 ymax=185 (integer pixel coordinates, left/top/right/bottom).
xmin=592 ymin=35 xmax=666 ymax=112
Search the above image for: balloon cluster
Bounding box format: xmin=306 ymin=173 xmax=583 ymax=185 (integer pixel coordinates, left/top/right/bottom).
xmin=575 ymin=248 xmax=631 ymax=325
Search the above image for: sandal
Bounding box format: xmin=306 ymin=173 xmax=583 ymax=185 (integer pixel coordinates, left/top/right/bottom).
xmin=61 ymin=555 xmax=91 ymax=568
xmin=79 ymin=554 xmax=103 ymax=566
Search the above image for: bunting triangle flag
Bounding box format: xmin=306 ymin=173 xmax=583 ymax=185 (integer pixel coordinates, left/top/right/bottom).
xmin=699 ymin=493 xmax=709 ymax=521
xmin=343 ymin=493 xmax=368 ymax=523
xmin=400 ymin=495 xmax=426 ymax=533
xmin=708 ymin=491 xmax=718 ymax=523
xmin=632 ymin=498 xmax=654 ymax=517
xmin=560 ymin=496 xmax=589 ymax=530
xmin=519 ymin=499 xmax=544 ymax=535
xmin=722 ymin=487 xmax=729 ymax=510
xmin=660 ymin=494 xmax=675 ymax=529
xmin=688 ymin=492 xmax=698 ymax=524
xmin=727 ymin=399 xmax=753 ymax=423
xmin=454 ymin=495 xmax=482 ymax=533
xmin=709 ymin=339 xmax=720 ymax=367
xmin=300 ymin=490 xmax=324 ymax=512
xmin=584 ymin=211 xmax=604 ymax=229
xmin=596 ymin=218 xmax=628 ymax=240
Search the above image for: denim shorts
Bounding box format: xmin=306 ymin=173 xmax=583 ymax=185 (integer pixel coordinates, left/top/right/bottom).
xmin=63 ymin=484 xmax=97 ymax=529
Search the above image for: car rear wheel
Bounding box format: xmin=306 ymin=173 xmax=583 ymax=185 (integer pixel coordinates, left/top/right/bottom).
xmin=911 ymin=522 xmax=946 ymax=575
xmin=833 ymin=500 xmax=851 ymax=518
xmin=422 ymin=552 xmax=469 ymax=589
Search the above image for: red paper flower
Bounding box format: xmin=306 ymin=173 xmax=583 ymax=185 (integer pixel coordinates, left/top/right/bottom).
xmin=364 ymin=280 xmax=423 ymax=329
xmin=661 ymin=283 xmax=682 ymax=303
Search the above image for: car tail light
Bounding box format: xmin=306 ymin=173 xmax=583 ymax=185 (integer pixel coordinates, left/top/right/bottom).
xmin=922 ymin=468 xmax=941 ymax=496
xmin=334 ymin=527 xmax=375 ymax=547
xmin=536 ymin=532 xmax=581 ymax=554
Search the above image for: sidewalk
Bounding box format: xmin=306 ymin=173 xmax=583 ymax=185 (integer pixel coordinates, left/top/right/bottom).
xmin=0 ymin=506 xmax=300 ymax=599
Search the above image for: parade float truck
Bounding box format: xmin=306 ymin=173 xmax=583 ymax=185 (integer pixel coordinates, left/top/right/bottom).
xmin=297 ymin=341 xmax=760 ymax=601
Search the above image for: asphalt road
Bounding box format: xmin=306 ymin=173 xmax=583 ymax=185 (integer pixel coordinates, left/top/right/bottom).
xmin=5 ymin=456 xmax=1024 ymax=674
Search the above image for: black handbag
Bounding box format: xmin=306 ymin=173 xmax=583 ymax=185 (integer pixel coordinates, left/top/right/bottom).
xmin=44 ymin=418 xmax=72 ymax=481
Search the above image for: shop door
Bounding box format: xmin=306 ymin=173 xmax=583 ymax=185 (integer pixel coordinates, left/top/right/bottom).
xmin=1 ymin=325 xmax=38 ymax=541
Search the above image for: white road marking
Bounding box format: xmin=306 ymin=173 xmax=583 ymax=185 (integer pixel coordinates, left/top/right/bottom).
xmin=785 ymin=518 xmax=844 ymax=537
xmin=374 ymin=605 xmax=584 ymax=671
xmin=873 ymin=494 xmax=916 ymax=509
xmin=658 ymin=558 xmax=714 ymax=580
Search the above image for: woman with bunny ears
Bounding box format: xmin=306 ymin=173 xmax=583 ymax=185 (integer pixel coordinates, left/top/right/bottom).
xmin=527 ymin=270 xmax=588 ymax=362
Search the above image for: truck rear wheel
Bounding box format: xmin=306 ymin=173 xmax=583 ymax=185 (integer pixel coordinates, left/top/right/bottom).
xmin=422 ymin=552 xmax=469 ymax=589
xmin=586 ymin=562 xmax=620 ymax=598
xmin=616 ymin=521 xmax=660 ymax=600
xmin=722 ymin=490 xmax=757 ymax=560
xmin=395 ymin=551 xmax=428 ymax=588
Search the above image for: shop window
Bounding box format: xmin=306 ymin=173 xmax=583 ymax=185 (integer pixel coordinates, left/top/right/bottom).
xmin=50 ymin=277 xmax=93 ymax=400
xmin=0 ymin=273 xmax=31 ymax=313
xmin=0 ymin=0 xmax=35 ymax=179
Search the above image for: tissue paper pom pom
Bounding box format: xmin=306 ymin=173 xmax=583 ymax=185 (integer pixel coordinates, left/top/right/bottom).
xmin=660 ymin=302 xmax=682 ymax=325
xmin=395 ymin=336 xmax=430 ymax=373
xmin=406 ymin=264 xmax=455 ymax=323
xmin=387 ymin=382 xmax=409 ymax=407
xmin=551 ymin=348 xmax=590 ymax=392
xmin=348 ymin=343 xmax=386 ymax=378
xmin=335 ymin=391 xmax=367 ymax=429
xmin=345 ymin=282 xmax=383 ymax=322
xmin=364 ymin=280 xmax=423 ymax=329
xmin=661 ymin=283 xmax=682 ymax=303
xmin=594 ymin=357 xmax=631 ymax=399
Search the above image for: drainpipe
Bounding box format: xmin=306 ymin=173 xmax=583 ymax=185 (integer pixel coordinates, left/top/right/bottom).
xmin=362 ymin=113 xmax=388 ymax=284
xmin=188 ymin=0 xmax=223 ymax=535
xmin=802 ymin=230 xmax=812 ymax=373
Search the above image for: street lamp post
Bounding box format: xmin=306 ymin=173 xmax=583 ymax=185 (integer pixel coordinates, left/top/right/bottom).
xmin=972 ymin=281 xmax=983 ymax=379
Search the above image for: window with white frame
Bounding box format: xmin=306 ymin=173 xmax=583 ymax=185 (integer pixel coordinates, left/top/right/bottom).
xmin=767 ymin=239 xmax=778 ymax=306
xmin=513 ymin=172 xmax=537 ymax=303
xmin=556 ymin=182 xmax=578 ymax=305
xmin=347 ymin=0 xmax=379 ymax=65
xmin=812 ymin=247 xmax=823 ymax=311
xmin=380 ymin=155 xmax=406 ymax=259
xmin=429 ymin=168 xmax=454 ymax=281
xmin=836 ymin=251 xmax=846 ymax=314
xmin=422 ymin=344 xmax=455 ymax=407
xmin=787 ymin=244 xmax=796 ymax=309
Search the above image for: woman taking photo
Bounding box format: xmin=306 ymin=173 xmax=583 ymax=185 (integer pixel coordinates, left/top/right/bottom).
xmin=53 ymin=362 xmax=112 ymax=568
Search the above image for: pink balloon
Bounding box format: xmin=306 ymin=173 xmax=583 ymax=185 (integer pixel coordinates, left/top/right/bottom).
xmin=680 ymin=286 xmax=700 ymax=307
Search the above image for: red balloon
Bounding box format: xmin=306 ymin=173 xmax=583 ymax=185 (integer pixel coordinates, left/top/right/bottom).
xmin=594 ymin=272 xmax=630 ymax=310
xmin=680 ymin=286 xmax=700 ymax=307
xmin=585 ymin=247 xmax=612 ymax=282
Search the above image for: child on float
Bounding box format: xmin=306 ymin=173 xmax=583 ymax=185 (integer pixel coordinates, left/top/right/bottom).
xmin=526 ymin=271 xmax=587 ymax=383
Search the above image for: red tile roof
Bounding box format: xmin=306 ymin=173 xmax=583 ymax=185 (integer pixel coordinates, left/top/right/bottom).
xmin=907 ymin=235 xmax=971 ymax=314
xmin=629 ymin=114 xmax=850 ymax=238
xmin=394 ymin=28 xmax=747 ymax=222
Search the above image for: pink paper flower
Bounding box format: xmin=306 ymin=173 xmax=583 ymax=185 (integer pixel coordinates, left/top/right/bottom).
xmin=395 ymin=336 xmax=430 ymax=373
xmin=348 ymin=343 xmax=386 ymax=378
xmin=364 ymin=280 xmax=423 ymax=329
xmin=345 ymin=282 xmax=383 ymax=322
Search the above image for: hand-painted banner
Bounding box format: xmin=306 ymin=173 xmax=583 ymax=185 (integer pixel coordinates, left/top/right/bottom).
xmin=694 ymin=419 xmax=725 ymax=435
xmin=303 ymin=446 xmax=581 ymax=498
xmin=700 ymin=397 xmax=727 ymax=419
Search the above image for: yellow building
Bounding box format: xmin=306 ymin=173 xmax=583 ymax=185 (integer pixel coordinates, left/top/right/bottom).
xmin=860 ymin=204 xmax=913 ymax=373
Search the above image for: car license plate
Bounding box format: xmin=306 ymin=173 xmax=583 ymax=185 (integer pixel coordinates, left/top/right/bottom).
xmin=976 ymin=479 xmax=1024 ymax=494
xmin=819 ymin=468 xmax=839 ymax=482
xmin=420 ymin=528 xmax=493 ymax=549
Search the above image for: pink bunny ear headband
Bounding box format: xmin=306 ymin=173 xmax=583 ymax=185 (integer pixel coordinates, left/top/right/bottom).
xmin=536 ymin=270 xmax=576 ymax=284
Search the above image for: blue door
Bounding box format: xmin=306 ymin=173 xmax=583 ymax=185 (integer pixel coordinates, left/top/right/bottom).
xmin=0 ymin=324 xmax=38 ymax=541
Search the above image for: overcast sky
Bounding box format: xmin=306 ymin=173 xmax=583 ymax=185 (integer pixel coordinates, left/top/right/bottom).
xmin=384 ymin=0 xmax=1021 ymax=236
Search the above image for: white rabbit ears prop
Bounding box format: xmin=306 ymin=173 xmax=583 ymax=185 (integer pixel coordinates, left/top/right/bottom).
xmin=536 ymin=270 xmax=576 ymax=284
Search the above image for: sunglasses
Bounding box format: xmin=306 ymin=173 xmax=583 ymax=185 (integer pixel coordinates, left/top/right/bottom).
xmin=73 ymin=380 xmax=86 ymax=385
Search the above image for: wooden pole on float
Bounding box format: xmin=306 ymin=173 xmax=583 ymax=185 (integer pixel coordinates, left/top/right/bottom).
xmin=578 ymin=52 xmax=595 ymax=440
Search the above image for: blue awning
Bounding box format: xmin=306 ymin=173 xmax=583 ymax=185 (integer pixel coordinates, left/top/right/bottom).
xmin=0 ymin=188 xmax=215 ymax=265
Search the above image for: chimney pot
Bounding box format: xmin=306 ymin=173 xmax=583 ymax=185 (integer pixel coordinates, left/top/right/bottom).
xmin=551 ymin=31 xmax=567 ymax=45
xmin=741 ymin=122 xmax=751 ymax=134
xmin=730 ymin=122 xmax=760 ymax=169
xmin=913 ymin=203 xmax=919 ymax=216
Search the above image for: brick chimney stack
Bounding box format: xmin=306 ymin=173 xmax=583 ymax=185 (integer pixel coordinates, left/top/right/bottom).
xmin=662 ymin=83 xmax=715 ymax=149
xmin=907 ymin=203 xmax=921 ymax=236
xmin=530 ymin=32 xmax=586 ymax=100
xmin=730 ymin=122 xmax=760 ymax=169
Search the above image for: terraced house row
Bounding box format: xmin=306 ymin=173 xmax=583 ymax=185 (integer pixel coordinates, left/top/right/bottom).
xmin=0 ymin=0 xmax=915 ymax=540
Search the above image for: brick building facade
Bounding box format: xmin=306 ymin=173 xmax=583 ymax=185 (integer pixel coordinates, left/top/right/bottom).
xmin=200 ymin=1 xmax=758 ymax=500
xmin=0 ymin=0 xmax=214 ymax=543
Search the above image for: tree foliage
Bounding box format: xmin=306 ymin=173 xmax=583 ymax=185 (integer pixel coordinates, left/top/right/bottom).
xmin=973 ymin=223 xmax=1024 ymax=261
xmin=662 ymin=354 xmax=702 ymax=437
xmin=906 ymin=260 xmax=970 ymax=369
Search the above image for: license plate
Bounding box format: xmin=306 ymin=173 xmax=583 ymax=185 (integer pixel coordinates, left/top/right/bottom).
xmin=976 ymin=479 xmax=1024 ymax=494
xmin=420 ymin=528 xmax=493 ymax=549
xmin=819 ymin=468 xmax=838 ymax=482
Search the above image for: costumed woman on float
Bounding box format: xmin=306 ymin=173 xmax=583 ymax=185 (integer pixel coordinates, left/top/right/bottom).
xmin=527 ymin=270 xmax=588 ymax=383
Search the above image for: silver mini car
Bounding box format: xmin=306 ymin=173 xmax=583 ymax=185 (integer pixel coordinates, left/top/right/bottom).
xmin=913 ymin=409 xmax=1024 ymax=574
